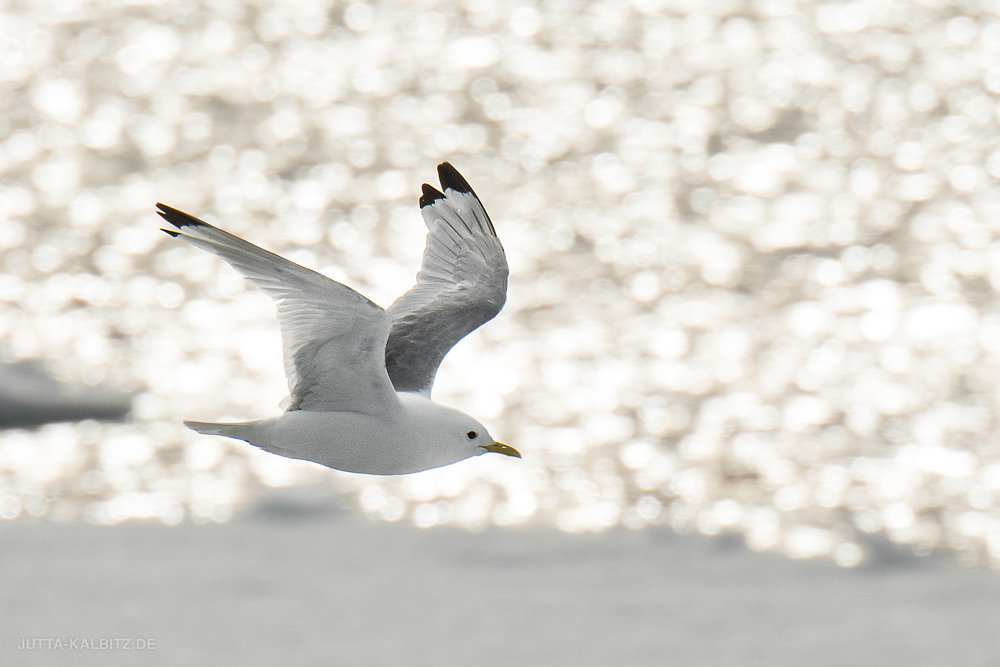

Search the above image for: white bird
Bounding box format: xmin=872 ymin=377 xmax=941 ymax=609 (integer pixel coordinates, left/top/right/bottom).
xmin=158 ymin=162 xmax=520 ymax=475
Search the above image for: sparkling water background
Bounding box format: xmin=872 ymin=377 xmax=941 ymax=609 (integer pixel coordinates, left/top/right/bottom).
xmin=3 ymin=0 xmax=1000 ymax=569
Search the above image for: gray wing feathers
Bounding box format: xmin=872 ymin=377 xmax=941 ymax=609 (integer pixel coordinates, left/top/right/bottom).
xmin=157 ymin=204 xmax=399 ymax=417
xmin=385 ymin=163 xmax=508 ymax=396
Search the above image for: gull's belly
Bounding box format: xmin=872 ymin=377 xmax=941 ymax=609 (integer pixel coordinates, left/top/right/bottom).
xmin=260 ymin=410 xmax=421 ymax=475
xmin=242 ymin=396 xmax=481 ymax=475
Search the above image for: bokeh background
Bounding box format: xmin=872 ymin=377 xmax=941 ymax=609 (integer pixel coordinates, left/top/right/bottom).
xmin=3 ymin=0 xmax=1000 ymax=573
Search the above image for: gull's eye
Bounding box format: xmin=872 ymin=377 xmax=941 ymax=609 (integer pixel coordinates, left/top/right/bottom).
xmin=466 ymin=430 xmax=477 ymax=440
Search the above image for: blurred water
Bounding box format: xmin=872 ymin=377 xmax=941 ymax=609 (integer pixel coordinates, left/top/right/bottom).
xmin=3 ymin=0 xmax=1000 ymax=569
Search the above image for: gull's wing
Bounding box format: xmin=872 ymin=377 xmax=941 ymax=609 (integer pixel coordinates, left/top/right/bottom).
xmin=385 ymin=163 xmax=508 ymax=396
xmin=157 ymin=204 xmax=399 ymax=417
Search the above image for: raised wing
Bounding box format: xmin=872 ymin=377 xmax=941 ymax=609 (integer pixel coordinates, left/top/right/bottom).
xmin=385 ymin=163 xmax=508 ymax=396
xmin=157 ymin=204 xmax=399 ymax=417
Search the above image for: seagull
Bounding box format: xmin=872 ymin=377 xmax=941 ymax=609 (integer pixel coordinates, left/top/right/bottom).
xmin=158 ymin=162 xmax=520 ymax=475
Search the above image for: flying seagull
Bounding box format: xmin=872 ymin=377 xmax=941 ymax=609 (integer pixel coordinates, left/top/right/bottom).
xmin=158 ymin=162 xmax=520 ymax=474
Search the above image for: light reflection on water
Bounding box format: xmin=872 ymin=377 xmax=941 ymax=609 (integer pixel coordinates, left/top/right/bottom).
xmin=2 ymin=1 xmax=1000 ymax=569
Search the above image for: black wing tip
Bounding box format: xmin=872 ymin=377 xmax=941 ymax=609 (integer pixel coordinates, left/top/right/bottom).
xmin=419 ymin=183 xmax=447 ymax=208
xmin=437 ymin=162 xmax=474 ymax=194
xmin=155 ymin=202 xmax=208 ymax=230
xmin=160 ymin=228 xmax=181 ymax=237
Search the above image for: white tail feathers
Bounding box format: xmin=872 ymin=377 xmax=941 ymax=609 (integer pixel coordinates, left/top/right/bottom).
xmin=184 ymin=420 xmax=258 ymax=443
xmin=184 ymin=420 xmax=228 ymax=435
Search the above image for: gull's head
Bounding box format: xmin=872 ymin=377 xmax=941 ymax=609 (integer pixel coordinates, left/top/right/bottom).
xmin=401 ymin=395 xmax=521 ymax=468
xmin=453 ymin=415 xmax=520 ymax=461
xmin=440 ymin=407 xmax=520 ymax=460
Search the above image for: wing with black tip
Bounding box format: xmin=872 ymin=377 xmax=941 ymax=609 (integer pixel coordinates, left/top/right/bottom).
xmin=157 ymin=204 xmax=399 ymax=417
xmin=385 ymin=163 xmax=508 ymax=396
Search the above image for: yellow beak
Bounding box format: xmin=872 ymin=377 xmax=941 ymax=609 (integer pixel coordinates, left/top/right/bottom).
xmin=482 ymin=442 xmax=521 ymax=459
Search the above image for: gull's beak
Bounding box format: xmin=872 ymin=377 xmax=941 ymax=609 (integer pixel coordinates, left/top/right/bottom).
xmin=482 ymin=442 xmax=521 ymax=459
